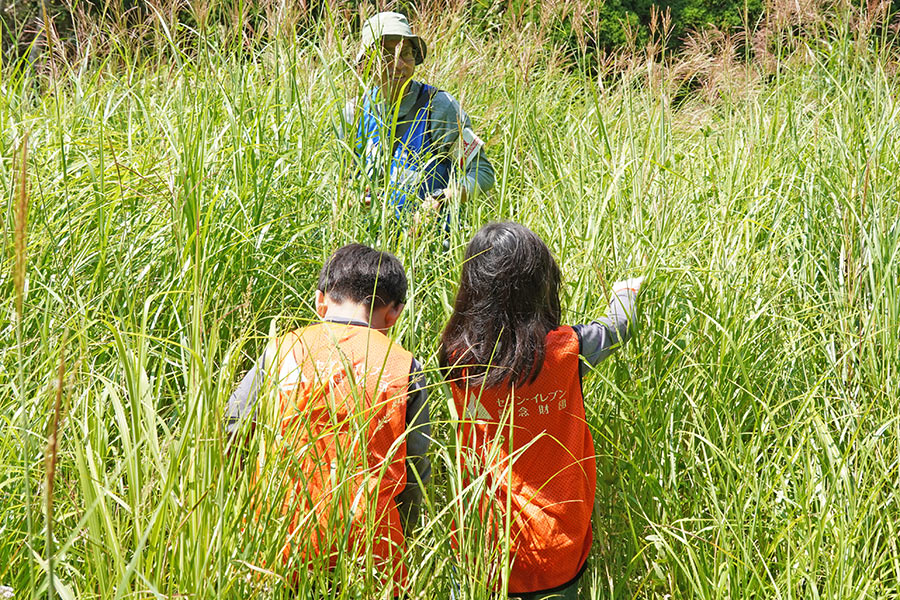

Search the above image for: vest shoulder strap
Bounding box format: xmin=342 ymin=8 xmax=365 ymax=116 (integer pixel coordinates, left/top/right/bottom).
xmin=392 ymin=84 xmax=437 ymax=153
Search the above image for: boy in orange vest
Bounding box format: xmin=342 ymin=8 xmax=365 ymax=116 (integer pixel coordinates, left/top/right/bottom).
xmin=226 ymin=243 xmax=429 ymax=589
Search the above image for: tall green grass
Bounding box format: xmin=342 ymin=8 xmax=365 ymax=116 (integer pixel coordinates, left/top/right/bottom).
xmin=1 ymin=3 xmax=899 ymax=598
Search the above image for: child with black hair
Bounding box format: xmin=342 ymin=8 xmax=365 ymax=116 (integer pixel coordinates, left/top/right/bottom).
xmin=439 ymin=222 xmax=643 ymax=599
xmin=226 ymin=243 xmax=430 ymax=589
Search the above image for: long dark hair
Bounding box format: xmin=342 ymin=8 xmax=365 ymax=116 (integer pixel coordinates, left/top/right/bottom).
xmin=439 ymin=222 xmax=562 ymax=388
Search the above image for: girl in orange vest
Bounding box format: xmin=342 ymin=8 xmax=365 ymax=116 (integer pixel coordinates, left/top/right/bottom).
xmin=439 ymin=222 xmax=643 ymax=599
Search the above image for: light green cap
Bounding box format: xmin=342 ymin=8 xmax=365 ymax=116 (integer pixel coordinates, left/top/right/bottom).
xmin=356 ymin=12 xmax=427 ymax=65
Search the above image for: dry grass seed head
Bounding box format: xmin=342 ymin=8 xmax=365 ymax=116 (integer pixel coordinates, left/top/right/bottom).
xmin=767 ymin=0 xmax=832 ymax=28
xmin=670 ymin=26 xmax=759 ymax=105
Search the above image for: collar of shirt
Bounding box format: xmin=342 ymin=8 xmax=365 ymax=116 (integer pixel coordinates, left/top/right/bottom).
xmin=322 ymin=316 xmax=371 ymax=328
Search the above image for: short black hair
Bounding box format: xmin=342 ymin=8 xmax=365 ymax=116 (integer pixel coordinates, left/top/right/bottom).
xmin=318 ymin=244 xmax=407 ymax=308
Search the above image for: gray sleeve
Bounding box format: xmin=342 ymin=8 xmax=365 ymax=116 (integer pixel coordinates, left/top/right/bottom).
xmin=573 ymin=289 xmax=638 ymax=376
xmin=338 ymin=98 xmax=358 ymax=140
xmin=395 ymin=357 xmax=431 ymax=532
xmin=225 ymin=352 xmax=267 ymax=434
xmin=429 ymin=91 xmax=495 ymax=197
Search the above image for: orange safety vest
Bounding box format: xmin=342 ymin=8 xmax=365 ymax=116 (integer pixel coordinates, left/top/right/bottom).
xmin=450 ymin=326 xmax=594 ymax=594
xmin=265 ymin=321 xmax=413 ymax=585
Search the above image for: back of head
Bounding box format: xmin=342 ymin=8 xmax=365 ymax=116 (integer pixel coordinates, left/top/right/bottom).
xmin=319 ymin=244 xmax=407 ymax=308
xmin=440 ymin=222 xmax=562 ymax=388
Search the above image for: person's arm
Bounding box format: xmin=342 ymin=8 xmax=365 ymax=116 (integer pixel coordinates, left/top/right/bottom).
xmin=339 ymin=97 xmax=367 ymax=180
xmin=574 ymin=278 xmax=644 ymax=375
xmin=225 ymin=339 xmax=278 ymax=458
xmin=225 ymin=351 xmax=267 ymax=435
xmin=395 ymin=357 xmax=431 ymax=535
xmin=428 ymin=91 xmax=495 ymax=201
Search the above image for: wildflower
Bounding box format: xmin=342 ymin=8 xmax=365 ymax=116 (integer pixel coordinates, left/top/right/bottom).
xmin=0 ymin=585 xmax=14 ymax=599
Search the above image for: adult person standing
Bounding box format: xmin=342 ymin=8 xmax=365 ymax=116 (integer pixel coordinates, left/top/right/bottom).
xmin=345 ymin=11 xmax=494 ymax=226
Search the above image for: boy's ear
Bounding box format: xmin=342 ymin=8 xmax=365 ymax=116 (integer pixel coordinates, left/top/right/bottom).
xmin=382 ymin=302 xmax=405 ymax=329
xmin=315 ymin=290 xmax=328 ymax=318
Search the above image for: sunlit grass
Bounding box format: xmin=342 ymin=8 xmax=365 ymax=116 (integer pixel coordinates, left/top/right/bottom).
xmin=1 ymin=3 xmax=899 ymax=598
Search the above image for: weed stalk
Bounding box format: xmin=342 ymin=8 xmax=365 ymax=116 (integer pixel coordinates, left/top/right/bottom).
xmin=13 ymin=131 xmax=32 ymax=595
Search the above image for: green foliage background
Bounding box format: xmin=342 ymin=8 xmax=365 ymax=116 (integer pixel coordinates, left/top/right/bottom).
xmin=0 ymin=0 xmax=789 ymax=63
xmin=464 ymin=0 xmax=763 ymax=54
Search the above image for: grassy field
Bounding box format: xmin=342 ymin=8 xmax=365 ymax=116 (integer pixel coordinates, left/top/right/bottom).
xmin=2 ymin=3 xmax=899 ymax=598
